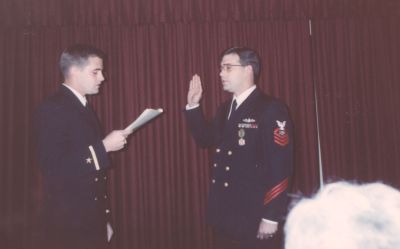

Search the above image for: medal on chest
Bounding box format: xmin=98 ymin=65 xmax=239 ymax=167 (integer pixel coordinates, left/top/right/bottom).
xmin=238 ymin=128 xmax=246 ymax=146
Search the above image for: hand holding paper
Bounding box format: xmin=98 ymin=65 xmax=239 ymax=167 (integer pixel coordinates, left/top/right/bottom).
xmin=124 ymin=108 xmax=163 ymax=135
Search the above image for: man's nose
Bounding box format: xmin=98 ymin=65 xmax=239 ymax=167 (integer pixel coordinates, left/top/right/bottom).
xmin=99 ymin=72 xmax=105 ymax=81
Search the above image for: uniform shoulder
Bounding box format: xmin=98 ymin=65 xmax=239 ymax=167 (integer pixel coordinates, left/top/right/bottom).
xmin=258 ymin=92 xmax=288 ymax=109
xmin=37 ymin=90 xmax=71 ymax=113
xmin=255 ymin=93 xmax=292 ymax=125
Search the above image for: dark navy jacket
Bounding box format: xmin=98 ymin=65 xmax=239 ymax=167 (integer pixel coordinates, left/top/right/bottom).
xmin=35 ymin=85 xmax=112 ymax=248
xmin=185 ymin=88 xmax=293 ymax=239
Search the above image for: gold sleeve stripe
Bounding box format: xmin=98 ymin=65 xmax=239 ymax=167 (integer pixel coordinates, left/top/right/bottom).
xmin=88 ymin=145 xmax=100 ymax=171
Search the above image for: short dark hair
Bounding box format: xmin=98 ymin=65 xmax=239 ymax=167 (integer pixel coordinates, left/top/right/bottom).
xmin=221 ymin=47 xmax=261 ymax=80
xmin=59 ymin=44 xmax=105 ymax=78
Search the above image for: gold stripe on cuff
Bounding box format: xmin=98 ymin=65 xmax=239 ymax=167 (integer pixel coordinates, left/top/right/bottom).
xmin=88 ymin=145 xmax=100 ymax=171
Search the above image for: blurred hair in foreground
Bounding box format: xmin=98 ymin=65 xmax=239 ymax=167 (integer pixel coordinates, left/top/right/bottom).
xmin=285 ymin=181 xmax=400 ymax=249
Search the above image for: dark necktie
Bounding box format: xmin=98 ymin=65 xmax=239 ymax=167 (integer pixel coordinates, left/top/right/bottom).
xmin=229 ymin=99 xmax=237 ymax=119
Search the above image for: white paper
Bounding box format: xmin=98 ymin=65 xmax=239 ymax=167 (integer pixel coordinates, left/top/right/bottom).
xmin=124 ymin=108 xmax=163 ymax=134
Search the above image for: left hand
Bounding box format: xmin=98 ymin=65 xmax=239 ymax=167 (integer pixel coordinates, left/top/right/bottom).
xmin=102 ymin=130 xmax=130 ymax=152
xmin=256 ymin=220 xmax=278 ymax=240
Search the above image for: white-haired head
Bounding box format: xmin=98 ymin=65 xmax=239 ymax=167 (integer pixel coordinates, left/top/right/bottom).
xmin=284 ymin=181 xmax=400 ymax=249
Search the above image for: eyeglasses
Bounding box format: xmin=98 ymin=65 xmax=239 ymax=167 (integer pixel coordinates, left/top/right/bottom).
xmin=220 ymin=64 xmax=245 ymax=72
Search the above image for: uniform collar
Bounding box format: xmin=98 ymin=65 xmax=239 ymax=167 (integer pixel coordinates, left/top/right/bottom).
xmin=233 ymin=85 xmax=256 ymax=109
xmin=62 ymin=83 xmax=87 ymax=106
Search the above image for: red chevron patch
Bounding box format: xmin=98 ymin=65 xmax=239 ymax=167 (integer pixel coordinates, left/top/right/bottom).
xmin=274 ymin=128 xmax=288 ymax=146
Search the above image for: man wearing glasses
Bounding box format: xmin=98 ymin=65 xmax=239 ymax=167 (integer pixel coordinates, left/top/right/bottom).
xmin=185 ymin=47 xmax=293 ymax=249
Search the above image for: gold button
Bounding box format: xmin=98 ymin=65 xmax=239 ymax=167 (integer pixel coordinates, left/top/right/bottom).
xmin=212 ymin=179 xmax=216 ymax=184
xmin=213 ymin=163 xmax=217 ymax=167
xmin=104 ymin=176 xmax=107 ymax=180
xmin=105 ymin=209 xmax=110 ymax=214
xmin=104 ymin=195 xmax=108 ymax=199
xmin=216 ymin=148 xmax=221 ymax=153
xmin=94 ymin=178 xmax=98 ymax=182
xmin=225 ymin=166 xmax=230 ymax=171
xmin=227 ymin=151 xmax=232 ymax=155
xmin=94 ymin=197 xmax=98 ymax=201
xmin=224 ymin=182 xmax=229 ymax=187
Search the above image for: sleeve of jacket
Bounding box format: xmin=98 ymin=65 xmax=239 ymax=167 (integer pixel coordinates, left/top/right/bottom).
xmin=35 ymin=102 xmax=110 ymax=184
xmin=184 ymin=106 xmax=218 ymax=148
xmin=259 ymin=100 xmax=294 ymax=221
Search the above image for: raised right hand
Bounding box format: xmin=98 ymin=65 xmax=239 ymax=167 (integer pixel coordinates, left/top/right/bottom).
xmin=187 ymin=74 xmax=203 ymax=107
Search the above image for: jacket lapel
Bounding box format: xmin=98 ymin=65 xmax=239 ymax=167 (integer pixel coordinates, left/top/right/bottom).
xmin=60 ymin=86 xmax=102 ymax=136
xmin=227 ymin=88 xmax=260 ymax=123
xmin=221 ymin=88 xmax=261 ymax=139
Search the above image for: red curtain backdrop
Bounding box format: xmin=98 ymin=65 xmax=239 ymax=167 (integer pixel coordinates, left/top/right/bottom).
xmin=311 ymin=17 xmax=400 ymax=187
xmin=1 ymin=1 xmax=399 ymax=249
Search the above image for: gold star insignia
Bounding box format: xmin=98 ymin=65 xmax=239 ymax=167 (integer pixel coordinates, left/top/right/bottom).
xmin=86 ymin=158 xmax=92 ymax=164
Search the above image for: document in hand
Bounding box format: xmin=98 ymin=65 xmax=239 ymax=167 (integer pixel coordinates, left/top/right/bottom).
xmin=124 ymin=108 xmax=163 ymax=134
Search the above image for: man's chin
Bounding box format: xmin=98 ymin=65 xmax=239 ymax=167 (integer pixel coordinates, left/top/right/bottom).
xmin=88 ymin=89 xmax=100 ymax=95
xmin=222 ymin=85 xmax=234 ymax=93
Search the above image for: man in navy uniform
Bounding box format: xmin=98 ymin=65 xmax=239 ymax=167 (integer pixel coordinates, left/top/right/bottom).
xmin=185 ymin=47 xmax=293 ymax=249
xmin=35 ymin=44 xmax=128 ymax=249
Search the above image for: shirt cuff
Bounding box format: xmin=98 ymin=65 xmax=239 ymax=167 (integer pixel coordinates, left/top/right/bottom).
xmin=185 ymin=103 xmax=200 ymax=110
xmin=262 ymin=218 xmax=278 ymax=225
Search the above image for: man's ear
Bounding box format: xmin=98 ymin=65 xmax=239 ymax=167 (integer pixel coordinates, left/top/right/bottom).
xmin=67 ymin=65 xmax=82 ymax=80
xmin=244 ymin=65 xmax=253 ymax=76
xmin=69 ymin=65 xmax=80 ymax=75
